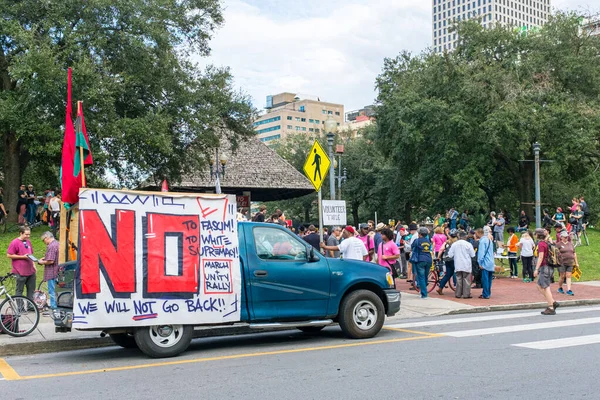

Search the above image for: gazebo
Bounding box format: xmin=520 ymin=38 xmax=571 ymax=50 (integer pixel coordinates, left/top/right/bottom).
xmin=141 ymin=137 xmax=315 ymax=202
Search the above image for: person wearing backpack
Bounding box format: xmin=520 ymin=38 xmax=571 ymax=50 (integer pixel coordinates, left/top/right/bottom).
xmin=534 ymin=229 xmax=559 ymax=315
xmin=556 ymin=230 xmax=579 ymax=296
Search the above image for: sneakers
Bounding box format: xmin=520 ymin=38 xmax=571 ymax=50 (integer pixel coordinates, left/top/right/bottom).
xmin=541 ymin=307 xmax=556 ymax=315
xmin=436 ymin=288 xmax=443 ymax=295
xmin=558 ymin=287 xmax=564 ymax=294
xmin=553 ymin=301 xmax=560 ymax=309
xmin=523 ymin=278 xmax=531 ymax=283
xmin=566 ymin=290 xmax=574 ymax=296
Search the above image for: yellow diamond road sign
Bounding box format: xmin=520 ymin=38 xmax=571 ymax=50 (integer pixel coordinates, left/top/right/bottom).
xmin=303 ymin=140 xmax=330 ymax=192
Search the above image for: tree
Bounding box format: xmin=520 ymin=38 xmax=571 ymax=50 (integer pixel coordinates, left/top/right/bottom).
xmin=0 ymin=0 xmax=255 ymax=219
xmin=375 ymin=13 xmax=600 ymax=223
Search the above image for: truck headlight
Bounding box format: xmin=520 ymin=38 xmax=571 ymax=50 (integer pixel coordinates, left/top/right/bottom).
xmin=386 ymin=272 xmax=394 ymax=287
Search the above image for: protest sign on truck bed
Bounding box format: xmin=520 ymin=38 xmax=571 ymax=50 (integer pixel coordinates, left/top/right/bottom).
xmin=74 ymin=189 xmax=241 ymax=328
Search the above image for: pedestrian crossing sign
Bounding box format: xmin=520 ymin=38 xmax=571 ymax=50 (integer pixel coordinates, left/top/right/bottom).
xmin=303 ymin=140 xmax=330 ymax=192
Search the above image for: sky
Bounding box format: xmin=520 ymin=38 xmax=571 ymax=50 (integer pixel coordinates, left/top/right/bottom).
xmin=196 ymin=0 xmax=599 ymax=114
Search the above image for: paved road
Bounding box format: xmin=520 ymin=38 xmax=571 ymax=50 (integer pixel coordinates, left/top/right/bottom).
xmin=3 ymin=306 xmax=600 ymax=399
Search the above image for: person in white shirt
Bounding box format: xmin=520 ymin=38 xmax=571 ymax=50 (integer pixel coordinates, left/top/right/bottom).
xmin=447 ymin=230 xmax=475 ymax=299
xmin=321 ymin=226 xmax=368 ymax=261
xmin=517 ymin=231 xmax=535 ymax=282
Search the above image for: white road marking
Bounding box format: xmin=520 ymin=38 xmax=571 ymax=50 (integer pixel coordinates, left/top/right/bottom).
xmin=513 ymin=334 xmax=600 ymax=350
xmin=386 ymin=306 xmax=600 ymax=329
xmin=442 ymin=317 xmax=600 ymax=337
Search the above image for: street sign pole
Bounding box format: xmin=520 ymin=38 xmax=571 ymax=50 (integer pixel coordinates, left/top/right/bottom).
xmin=318 ymin=189 xmax=324 ymax=253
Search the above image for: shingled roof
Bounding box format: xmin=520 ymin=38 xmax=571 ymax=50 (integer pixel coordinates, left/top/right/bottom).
xmin=143 ymin=137 xmax=315 ymax=201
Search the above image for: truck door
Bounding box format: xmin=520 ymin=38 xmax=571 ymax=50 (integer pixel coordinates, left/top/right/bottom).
xmin=247 ymin=226 xmax=330 ymax=321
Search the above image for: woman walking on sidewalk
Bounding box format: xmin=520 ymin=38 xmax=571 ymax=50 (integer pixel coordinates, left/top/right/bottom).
xmin=518 ymin=231 xmax=535 ymax=282
xmin=556 ymin=230 xmax=578 ymax=296
xmin=534 ymin=229 xmax=559 ymax=315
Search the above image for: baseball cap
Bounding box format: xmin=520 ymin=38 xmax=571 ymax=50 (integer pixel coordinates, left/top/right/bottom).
xmin=408 ymin=223 xmax=418 ymax=231
xmin=359 ymin=223 xmax=369 ymax=230
xmin=560 ymin=230 xmax=568 ymax=238
xmin=344 ymin=226 xmax=355 ymax=234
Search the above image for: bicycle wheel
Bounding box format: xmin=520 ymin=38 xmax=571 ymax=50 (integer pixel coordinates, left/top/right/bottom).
xmin=2 ymin=275 xmax=16 ymax=296
xmin=0 ymin=296 xmax=40 ymax=337
xmin=34 ymin=280 xmax=49 ymax=309
xmin=427 ymin=270 xmax=438 ymax=293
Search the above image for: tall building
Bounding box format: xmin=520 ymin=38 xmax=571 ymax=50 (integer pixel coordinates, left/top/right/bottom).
xmin=253 ymin=93 xmax=344 ymax=144
xmin=581 ymin=16 xmax=600 ymax=37
xmin=432 ymin=0 xmax=551 ymax=54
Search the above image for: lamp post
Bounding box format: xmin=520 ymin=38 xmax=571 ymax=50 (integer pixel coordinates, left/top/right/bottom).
xmin=533 ymin=142 xmax=541 ymax=228
xmin=333 ymin=157 xmax=347 ymax=200
xmin=324 ymin=116 xmax=337 ymax=200
xmin=209 ymin=148 xmax=228 ymax=194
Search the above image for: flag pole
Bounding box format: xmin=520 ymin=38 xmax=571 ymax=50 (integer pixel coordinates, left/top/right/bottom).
xmin=77 ymin=101 xmax=86 ymax=188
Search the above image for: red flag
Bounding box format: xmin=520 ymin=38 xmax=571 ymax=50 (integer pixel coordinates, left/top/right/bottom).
xmin=61 ymin=68 xmax=79 ymax=204
xmin=161 ymin=179 xmax=169 ymax=192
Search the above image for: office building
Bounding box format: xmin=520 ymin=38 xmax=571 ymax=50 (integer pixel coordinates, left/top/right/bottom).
xmin=253 ymin=93 xmax=344 ymax=144
xmin=581 ymin=16 xmax=600 ymax=37
xmin=432 ymin=0 xmax=551 ymax=54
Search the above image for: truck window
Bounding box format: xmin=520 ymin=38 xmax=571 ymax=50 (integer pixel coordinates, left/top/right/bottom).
xmin=253 ymin=227 xmax=307 ymax=261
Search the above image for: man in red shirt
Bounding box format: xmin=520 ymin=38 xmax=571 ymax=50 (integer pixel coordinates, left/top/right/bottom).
xmin=6 ymin=226 xmax=37 ymax=302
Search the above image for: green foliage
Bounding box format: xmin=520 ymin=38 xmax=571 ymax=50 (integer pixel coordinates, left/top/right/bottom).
xmin=0 ymin=0 xmax=256 ymax=215
xmin=375 ymin=13 xmax=600 ymax=223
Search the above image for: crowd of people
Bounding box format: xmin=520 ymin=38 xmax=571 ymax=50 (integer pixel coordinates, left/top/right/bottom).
xmin=253 ymin=198 xmax=590 ymax=317
xmin=0 ymin=184 xmax=62 ymax=229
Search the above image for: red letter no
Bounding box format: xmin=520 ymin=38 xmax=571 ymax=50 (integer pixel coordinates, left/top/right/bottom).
xmin=79 ymin=210 xmax=136 ymax=297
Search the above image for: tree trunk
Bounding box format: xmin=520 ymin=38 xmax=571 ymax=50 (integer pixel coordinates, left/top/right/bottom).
xmin=352 ymin=200 xmax=359 ymax=227
xmin=2 ymin=131 xmax=23 ymax=223
xmin=518 ymin=162 xmax=535 ymax=220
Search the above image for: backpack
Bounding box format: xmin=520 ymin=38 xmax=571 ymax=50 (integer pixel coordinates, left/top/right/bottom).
xmin=546 ymin=242 xmax=559 ymax=267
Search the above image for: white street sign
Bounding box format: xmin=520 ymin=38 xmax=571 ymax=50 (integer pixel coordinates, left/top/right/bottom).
xmin=322 ymin=200 xmax=347 ymax=226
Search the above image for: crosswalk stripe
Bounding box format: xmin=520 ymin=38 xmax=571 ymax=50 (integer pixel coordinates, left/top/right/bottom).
xmin=442 ymin=317 xmax=600 ymax=337
xmin=513 ymin=334 xmax=600 ymax=350
xmin=386 ymin=306 xmax=600 ymax=329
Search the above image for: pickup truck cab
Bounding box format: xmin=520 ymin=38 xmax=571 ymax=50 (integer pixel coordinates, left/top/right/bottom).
xmin=54 ymin=190 xmax=400 ymax=358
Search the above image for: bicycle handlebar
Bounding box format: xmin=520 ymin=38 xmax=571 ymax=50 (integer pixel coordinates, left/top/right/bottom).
xmin=0 ymin=272 xmax=15 ymax=284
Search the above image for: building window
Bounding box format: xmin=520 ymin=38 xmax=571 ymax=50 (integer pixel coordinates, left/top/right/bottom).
xmin=287 ymin=125 xmax=293 ymax=129
xmin=335 ymin=111 xmax=340 ymax=116
xmin=295 ymin=117 xmax=301 ymax=121
xmin=301 ymin=127 xmax=306 ymax=131
xmin=309 ymin=119 xmax=314 ymax=123
xmin=299 ymin=106 xmax=305 ymax=112
xmin=301 ymin=118 xmax=306 ymax=122
xmin=328 ymin=111 xmax=333 ymax=115
xmin=257 ymin=125 xmax=281 ymax=134
xmin=287 ymin=116 xmax=292 ymax=120
xmin=322 ymin=110 xmax=327 ymax=114
xmin=309 ymin=128 xmax=314 ymax=132
xmin=260 ymin=134 xmax=281 ymax=142
xmin=253 ymin=116 xmax=281 ymax=127
xmin=296 ymin=126 xmax=301 ymax=131
xmin=315 ymin=119 xmax=320 ymax=124
xmin=315 ymin=129 xmax=320 ymax=133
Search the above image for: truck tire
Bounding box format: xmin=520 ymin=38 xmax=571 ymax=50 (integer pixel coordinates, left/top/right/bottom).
xmin=338 ymin=290 xmax=385 ymax=339
xmin=134 ymin=325 xmax=193 ymax=358
xmin=110 ymin=333 xmax=138 ymax=349
xmin=297 ymin=326 xmax=325 ymax=333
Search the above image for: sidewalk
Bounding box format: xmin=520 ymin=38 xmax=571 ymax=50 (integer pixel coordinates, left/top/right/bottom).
xmin=395 ymin=275 xmax=600 ymax=310
xmin=2 ymin=278 xmax=599 ymax=357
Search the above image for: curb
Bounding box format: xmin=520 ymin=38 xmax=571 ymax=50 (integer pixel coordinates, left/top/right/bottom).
xmin=0 ymin=325 xmax=288 ymax=357
xmin=445 ymin=298 xmax=600 ymax=315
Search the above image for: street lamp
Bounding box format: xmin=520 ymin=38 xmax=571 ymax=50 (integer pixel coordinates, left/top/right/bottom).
xmin=209 ymin=148 xmax=228 ymax=194
xmin=533 ymin=142 xmax=541 ymax=228
xmin=333 ymin=158 xmax=347 ymax=200
xmin=324 ymin=115 xmax=337 ymax=200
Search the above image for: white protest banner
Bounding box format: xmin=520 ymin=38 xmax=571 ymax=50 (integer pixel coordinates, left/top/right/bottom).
xmin=74 ymin=189 xmax=241 ymax=328
xmin=322 ymin=200 xmax=347 ymax=226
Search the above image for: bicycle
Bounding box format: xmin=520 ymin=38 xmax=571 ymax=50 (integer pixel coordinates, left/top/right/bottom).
xmin=412 ymin=259 xmax=455 ymax=293
xmin=0 ymin=273 xmax=40 ymax=337
xmin=33 ymin=268 xmax=67 ymax=310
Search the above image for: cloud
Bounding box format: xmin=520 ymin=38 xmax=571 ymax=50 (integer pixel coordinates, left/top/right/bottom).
xmin=195 ymin=0 xmax=599 ymax=113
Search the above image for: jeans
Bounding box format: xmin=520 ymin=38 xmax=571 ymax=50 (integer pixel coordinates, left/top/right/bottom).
xmin=508 ymin=252 xmax=518 ymax=276
xmin=27 ymin=203 xmax=37 ymax=224
xmin=47 ymin=278 xmax=57 ymax=309
xmin=481 ymin=269 xmax=493 ymax=298
xmin=439 ymin=261 xmax=455 ymax=289
xmin=15 ymin=273 xmax=36 ymax=302
xmin=414 ymin=261 xmax=430 ymax=297
xmin=522 ymin=256 xmax=534 ymax=280
xmin=450 ymin=219 xmax=457 ymax=229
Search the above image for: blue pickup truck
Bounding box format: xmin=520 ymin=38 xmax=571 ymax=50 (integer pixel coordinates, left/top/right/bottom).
xmin=55 ymin=221 xmax=400 ymax=358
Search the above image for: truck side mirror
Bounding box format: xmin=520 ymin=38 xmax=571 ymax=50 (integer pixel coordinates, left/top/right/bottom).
xmin=308 ymin=247 xmax=319 ymax=262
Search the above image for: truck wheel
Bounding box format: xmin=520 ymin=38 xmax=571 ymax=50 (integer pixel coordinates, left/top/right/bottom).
xmin=134 ymin=325 xmax=193 ymax=358
xmin=338 ymin=290 xmax=385 ymax=339
xmin=110 ymin=333 xmax=138 ymax=349
xmin=297 ymin=326 xmax=325 ymax=333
